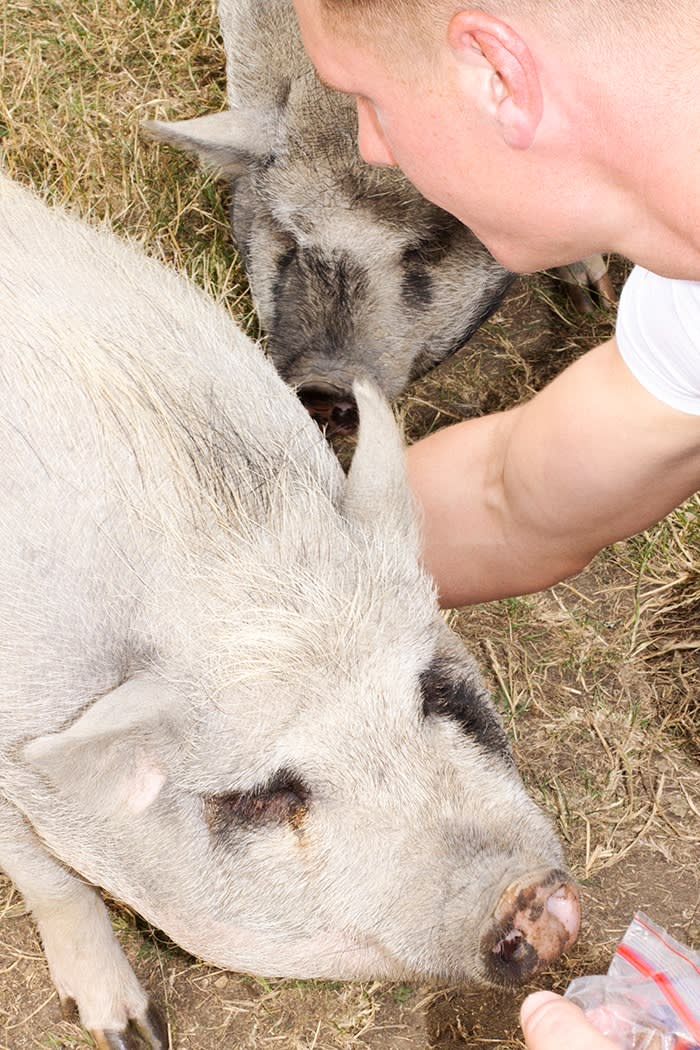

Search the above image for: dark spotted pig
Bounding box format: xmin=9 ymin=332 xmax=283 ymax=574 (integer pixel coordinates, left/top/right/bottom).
xmin=146 ymin=0 xmax=614 ymax=432
xmin=0 ymin=173 xmax=579 ymax=1050
xmin=144 ymin=0 xmax=514 ymax=430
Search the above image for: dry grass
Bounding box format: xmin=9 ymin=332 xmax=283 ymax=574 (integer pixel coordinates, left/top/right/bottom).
xmin=0 ymin=0 xmax=256 ymax=328
xmin=1 ymin=1 xmax=698 ymax=1048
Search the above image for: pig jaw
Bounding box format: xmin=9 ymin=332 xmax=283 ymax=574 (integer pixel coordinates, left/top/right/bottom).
xmin=157 ymin=915 xmax=403 ymax=981
xmin=169 ymin=869 xmax=580 ymax=986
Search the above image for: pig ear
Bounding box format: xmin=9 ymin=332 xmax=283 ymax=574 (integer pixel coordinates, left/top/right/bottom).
xmin=142 ymin=110 xmax=273 ymax=177
xmin=23 ymin=677 xmax=179 ymax=817
xmin=342 ymin=380 xmax=420 ymax=552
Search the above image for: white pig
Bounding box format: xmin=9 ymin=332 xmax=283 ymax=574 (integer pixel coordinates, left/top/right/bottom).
xmin=0 ymin=173 xmax=579 ymax=1049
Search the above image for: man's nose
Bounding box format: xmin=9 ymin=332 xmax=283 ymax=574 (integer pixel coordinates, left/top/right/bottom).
xmin=356 ymin=98 xmax=396 ymax=167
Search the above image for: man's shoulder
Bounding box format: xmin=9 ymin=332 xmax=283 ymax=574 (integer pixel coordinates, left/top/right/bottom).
xmin=616 ymin=266 xmax=700 ymax=416
xmin=620 ymin=265 xmax=700 ymax=310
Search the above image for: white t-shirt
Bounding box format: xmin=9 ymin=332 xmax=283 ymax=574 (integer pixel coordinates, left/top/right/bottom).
xmin=616 ymin=266 xmax=700 ymax=415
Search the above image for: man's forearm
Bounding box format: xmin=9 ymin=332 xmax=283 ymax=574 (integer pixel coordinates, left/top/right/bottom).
xmin=406 ymin=412 xmax=592 ymax=608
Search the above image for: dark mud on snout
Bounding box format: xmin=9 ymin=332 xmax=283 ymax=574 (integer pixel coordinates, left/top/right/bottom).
xmin=481 ymin=870 xmax=580 ymax=987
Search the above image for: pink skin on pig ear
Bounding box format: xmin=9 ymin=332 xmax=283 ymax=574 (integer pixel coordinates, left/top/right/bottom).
xmin=22 ymin=676 xmax=175 ymax=818
xmin=125 ymin=764 xmax=167 ymax=814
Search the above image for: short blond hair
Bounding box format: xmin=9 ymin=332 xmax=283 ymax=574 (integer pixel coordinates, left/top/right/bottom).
xmin=317 ymin=0 xmax=681 ymax=56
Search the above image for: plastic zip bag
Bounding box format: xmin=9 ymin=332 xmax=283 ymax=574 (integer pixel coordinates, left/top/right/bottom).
xmin=565 ymin=912 xmax=700 ymax=1050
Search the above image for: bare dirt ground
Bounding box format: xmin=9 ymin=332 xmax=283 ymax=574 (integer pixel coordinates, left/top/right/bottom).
xmin=1 ymin=1 xmax=698 ymax=1047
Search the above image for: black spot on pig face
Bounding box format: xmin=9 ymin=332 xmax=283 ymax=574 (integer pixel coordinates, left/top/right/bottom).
xmin=398 ymin=227 xmax=458 ymax=310
xmin=271 ymin=249 xmax=368 ymax=343
xmin=204 ymin=768 xmax=310 ymax=837
xmin=400 ymin=248 xmax=434 ymax=308
xmin=420 ymin=659 xmax=513 ymax=763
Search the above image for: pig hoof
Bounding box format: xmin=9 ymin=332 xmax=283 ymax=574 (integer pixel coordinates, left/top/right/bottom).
xmin=592 ymin=269 xmax=616 ymax=305
xmin=555 ymin=254 xmax=617 ymax=312
xmin=136 ymin=1001 xmax=170 ymax=1049
xmin=90 ymin=1000 xmax=169 ymax=1050
xmin=482 ymin=869 xmax=580 ymax=986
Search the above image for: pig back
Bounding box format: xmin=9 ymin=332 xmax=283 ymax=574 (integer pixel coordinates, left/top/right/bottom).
xmin=0 ymin=173 xmax=341 ymax=742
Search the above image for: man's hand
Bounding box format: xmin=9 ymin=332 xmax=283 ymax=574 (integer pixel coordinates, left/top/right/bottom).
xmin=407 ymin=337 xmax=700 ymax=607
xmin=521 ymin=991 xmax=620 ymax=1050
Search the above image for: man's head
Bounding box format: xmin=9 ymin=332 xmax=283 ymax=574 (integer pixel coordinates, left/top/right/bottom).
xmin=293 ymin=0 xmax=700 ymax=276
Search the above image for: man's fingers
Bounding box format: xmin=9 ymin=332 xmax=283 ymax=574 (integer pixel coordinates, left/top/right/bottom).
xmin=520 ymin=991 xmax=619 ymax=1050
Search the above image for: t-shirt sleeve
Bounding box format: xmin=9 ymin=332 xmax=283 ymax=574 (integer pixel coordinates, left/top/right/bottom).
xmin=615 ymin=266 xmax=700 ymax=415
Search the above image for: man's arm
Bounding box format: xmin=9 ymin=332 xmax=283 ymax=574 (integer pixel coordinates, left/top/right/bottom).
xmin=406 ymin=337 xmax=700 ymax=607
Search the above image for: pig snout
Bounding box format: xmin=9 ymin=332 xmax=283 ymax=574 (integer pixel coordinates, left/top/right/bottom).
xmin=297 ymin=381 xmax=359 ymax=435
xmin=482 ymin=868 xmax=580 ymax=986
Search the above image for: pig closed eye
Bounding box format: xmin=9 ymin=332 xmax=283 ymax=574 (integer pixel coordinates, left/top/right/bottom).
xmin=204 ymin=769 xmax=309 ymax=834
xmin=420 ymin=658 xmax=512 ymax=763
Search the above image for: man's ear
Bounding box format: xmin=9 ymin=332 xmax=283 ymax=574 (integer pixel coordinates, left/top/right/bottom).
xmin=447 ymin=10 xmax=543 ymax=149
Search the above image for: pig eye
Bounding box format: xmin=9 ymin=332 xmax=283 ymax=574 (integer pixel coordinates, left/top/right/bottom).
xmin=204 ymin=768 xmax=309 ymax=835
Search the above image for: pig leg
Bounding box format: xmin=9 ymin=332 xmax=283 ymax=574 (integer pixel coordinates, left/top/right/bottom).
xmin=555 ymin=254 xmax=617 ymax=312
xmin=0 ymin=798 xmax=168 ymax=1049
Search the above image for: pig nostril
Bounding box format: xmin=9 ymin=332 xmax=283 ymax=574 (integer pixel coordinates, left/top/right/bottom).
xmin=493 ymin=928 xmax=527 ymax=964
xmin=297 ymin=385 xmax=359 ymax=435
xmin=330 ymin=399 xmax=359 ymax=432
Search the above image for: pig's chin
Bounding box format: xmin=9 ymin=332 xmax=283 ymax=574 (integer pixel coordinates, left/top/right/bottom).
xmin=158 ymin=916 xmax=401 ymax=980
